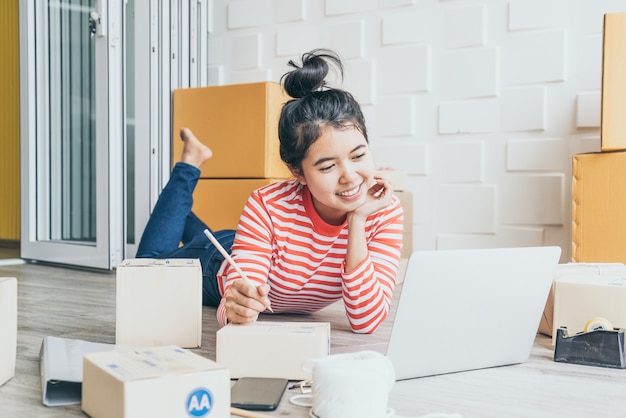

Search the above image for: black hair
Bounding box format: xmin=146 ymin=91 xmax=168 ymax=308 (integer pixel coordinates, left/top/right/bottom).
xmin=278 ymin=49 xmax=368 ymax=174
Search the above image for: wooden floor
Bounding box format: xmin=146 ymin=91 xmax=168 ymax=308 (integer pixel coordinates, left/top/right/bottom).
xmin=1 ymin=257 xmax=625 ymax=418
xmin=0 ymin=260 xmax=393 ymax=417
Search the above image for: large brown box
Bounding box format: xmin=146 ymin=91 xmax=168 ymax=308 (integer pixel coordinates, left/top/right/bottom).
xmin=193 ymin=178 xmax=286 ymax=231
xmin=172 ymin=82 xmax=291 ymax=178
xmin=601 ymin=12 xmax=626 ymax=151
xmin=571 ymin=151 xmax=626 ymax=264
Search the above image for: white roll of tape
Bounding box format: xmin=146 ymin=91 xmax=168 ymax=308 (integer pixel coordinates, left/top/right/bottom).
xmin=584 ymin=317 xmax=613 ymax=332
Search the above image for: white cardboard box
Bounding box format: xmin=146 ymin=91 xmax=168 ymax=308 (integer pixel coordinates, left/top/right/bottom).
xmin=0 ymin=277 xmax=17 ymax=386
xmin=216 ymin=321 xmax=330 ymax=380
xmin=82 ymin=346 xmax=230 ymax=418
xmin=116 ymin=259 xmax=202 ymax=348
xmin=551 ymin=263 xmax=626 ymax=344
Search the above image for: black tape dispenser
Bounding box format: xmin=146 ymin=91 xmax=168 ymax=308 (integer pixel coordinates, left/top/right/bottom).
xmin=554 ymin=317 xmax=626 ymax=369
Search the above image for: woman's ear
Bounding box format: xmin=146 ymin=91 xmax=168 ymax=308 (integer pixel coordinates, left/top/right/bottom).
xmin=288 ymin=165 xmax=306 ymax=185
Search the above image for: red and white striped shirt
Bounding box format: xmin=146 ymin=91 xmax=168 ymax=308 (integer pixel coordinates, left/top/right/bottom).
xmin=216 ymin=179 xmax=404 ymax=334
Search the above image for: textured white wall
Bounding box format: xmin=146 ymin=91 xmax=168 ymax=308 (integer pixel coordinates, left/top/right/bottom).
xmin=206 ymin=0 xmax=626 ymax=262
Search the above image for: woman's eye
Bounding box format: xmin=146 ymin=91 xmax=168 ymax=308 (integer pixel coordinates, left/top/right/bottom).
xmin=353 ymin=153 xmax=366 ymax=160
xmin=320 ymin=164 xmax=334 ymax=172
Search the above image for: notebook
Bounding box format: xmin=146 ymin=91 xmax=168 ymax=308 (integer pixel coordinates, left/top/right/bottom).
xmin=340 ymin=246 xmax=561 ymax=380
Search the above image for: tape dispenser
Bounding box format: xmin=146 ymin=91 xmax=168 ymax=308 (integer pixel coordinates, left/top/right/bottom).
xmin=554 ymin=317 xmax=626 ymax=369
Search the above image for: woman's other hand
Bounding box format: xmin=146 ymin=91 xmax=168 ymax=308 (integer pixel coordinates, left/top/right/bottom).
xmin=223 ymin=279 xmax=272 ymax=324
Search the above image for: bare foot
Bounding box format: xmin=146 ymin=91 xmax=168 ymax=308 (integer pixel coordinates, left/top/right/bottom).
xmin=180 ymin=127 xmax=213 ymax=168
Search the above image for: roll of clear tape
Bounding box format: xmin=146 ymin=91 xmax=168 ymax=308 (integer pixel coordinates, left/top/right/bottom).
xmin=584 ymin=317 xmax=613 ymax=332
xmin=291 ymin=350 xmax=396 ymax=418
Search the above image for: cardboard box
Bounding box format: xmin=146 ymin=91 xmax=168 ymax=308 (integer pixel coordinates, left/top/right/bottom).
xmin=216 ymin=322 xmax=330 ymax=380
xmin=40 ymin=336 xmax=117 ymax=406
xmin=116 ymin=259 xmax=202 ymax=348
xmin=550 ymin=263 xmax=626 ymax=344
xmin=82 ymin=346 xmax=230 ymax=418
xmin=172 ymin=82 xmax=291 ymax=179
xmin=601 ymin=12 xmax=626 ymax=151
xmin=0 ymin=277 xmax=16 ymax=386
xmin=194 ymin=178 xmax=286 ymax=231
xmin=571 ymin=152 xmax=626 ymax=264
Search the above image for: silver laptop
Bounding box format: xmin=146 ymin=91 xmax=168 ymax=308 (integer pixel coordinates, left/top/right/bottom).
xmin=367 ymin=246 xmax=560 ymax=380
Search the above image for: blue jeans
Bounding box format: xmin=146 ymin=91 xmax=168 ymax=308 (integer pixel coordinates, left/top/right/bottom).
xmin=135 ymin=162 xmax=235 ymax=306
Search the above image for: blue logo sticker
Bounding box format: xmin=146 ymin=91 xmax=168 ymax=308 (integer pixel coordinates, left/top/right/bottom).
xmin=186 ymin=388 xmax=213 ymax=417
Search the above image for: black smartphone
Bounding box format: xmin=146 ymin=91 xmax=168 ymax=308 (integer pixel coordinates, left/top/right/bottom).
xmin=230 ymin=377 xmax=289 ymax=411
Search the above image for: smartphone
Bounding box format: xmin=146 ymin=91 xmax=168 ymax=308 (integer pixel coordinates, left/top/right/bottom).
xmin=230 ymin=377 xmax=289 ymax=411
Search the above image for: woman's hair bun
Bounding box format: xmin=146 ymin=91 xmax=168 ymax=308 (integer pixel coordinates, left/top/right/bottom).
xmin=281 ymin=49 xmax=344 ymax=99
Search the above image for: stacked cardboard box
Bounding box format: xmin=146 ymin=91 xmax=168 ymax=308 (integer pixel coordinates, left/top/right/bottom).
xmin=572 ymin=12 xmax=626 ymax=264
xmin=172 ymin=82 xmax=291 ymax=230
xmin=541 ymin=12 xmax=626 ymax=339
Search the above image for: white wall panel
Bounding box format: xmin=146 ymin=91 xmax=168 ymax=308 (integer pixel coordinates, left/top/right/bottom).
xmin=382 ymin=10 xmax=431 ymax=45
xmin=497 ymin=226 xmax=544 ymax=247
xmin=440 ymin=48 xmax=498 ymax=99
xmin=372 ymin=143 xmax=428 ymax=175
xmin=508 ymin=0 xmax=569 ymax=30
xmin=499 ymin=175 xmax=564 ymax=225
xmin=506 ymin=138 xmax=567 ymax=171
xmin=329 ymin=21 xmax=365 ymax=59
xmin=378 ymin=45 xmax=431 ymax=94
xmin=503 ymin=30 xmax=566 ymax=85
xmin=437 ymin=185 xmax=497 ymax=233
xmin=231 ymin=35 xmax=261 ymax=70
xmin=274 ymin=0 xmax=306 ymax=23
xmin=376 ymin=96 xmax=415 ymax=137
xmin=439 ymin=98 xmax=499 ymax=134
xmin=440 ymin=141 xmax=484 ymax=183
xmin=501 ymin=87 xmax=545 ymax=132
xmin=444 ymin=5 xmax=485 ymax=49
xmin=576 ymin=35 xmax=602 ymax=91
xmin=276 ymin=27 xmax=321 ymax=56
xmin=576 ymin=91 xmax=601 ymax=128
xmin=227 ymin=0 xmax=272 ymax=29
xmin=437 ymin=233 xmax=496 ymax=250
xmin=326 ymin=0 xmax=376 ymax=15
xmin=344 ymin=59 xmax=375 ymax=105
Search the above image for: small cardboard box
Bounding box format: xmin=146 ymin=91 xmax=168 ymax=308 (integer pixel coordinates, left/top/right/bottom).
xmin=194 ymin=178 xmax=287 ymax=231
xmin=551 ymin=263 xmax=626 ymax=344
xmin=116 ymin=259 xmax=202 ymax=348
xmin=0 ymin=277 xmax=17 ymax=386
xmin=216 ymin=322 xmax=330 ymax=380
xmin=600 ymin=12 xmax=626 ymax=151
xmin=82 ymin=346 xmax=230 ymax=418
xmin=172 ymin=82 xmax=291 ymax=179
xmin=571 ymin=151 xmax=626 ymax=264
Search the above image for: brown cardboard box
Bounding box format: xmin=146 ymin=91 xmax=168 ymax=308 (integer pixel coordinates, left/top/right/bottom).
xmin=172 ymin=82 xmax=291 ymax=179
xmin=571 ymin=152 xmax=626 ymax=264
xmin=193 ymin=178 xmax=287 ymax=231
xmin=601 ymin=12 xmax=626 ymax=151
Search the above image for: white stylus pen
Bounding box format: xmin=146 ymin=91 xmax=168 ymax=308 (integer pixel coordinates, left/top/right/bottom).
xmin=203 ymin=229 xmax=273 ymax=312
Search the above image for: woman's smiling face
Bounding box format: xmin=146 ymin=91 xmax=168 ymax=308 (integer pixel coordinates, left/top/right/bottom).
xmin=294 ymin=125 xmax=376 ymax=225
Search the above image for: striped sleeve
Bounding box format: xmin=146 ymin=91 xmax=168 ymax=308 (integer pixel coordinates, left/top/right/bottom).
xmin=342 ymin=197 xmax=404 ymax=334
